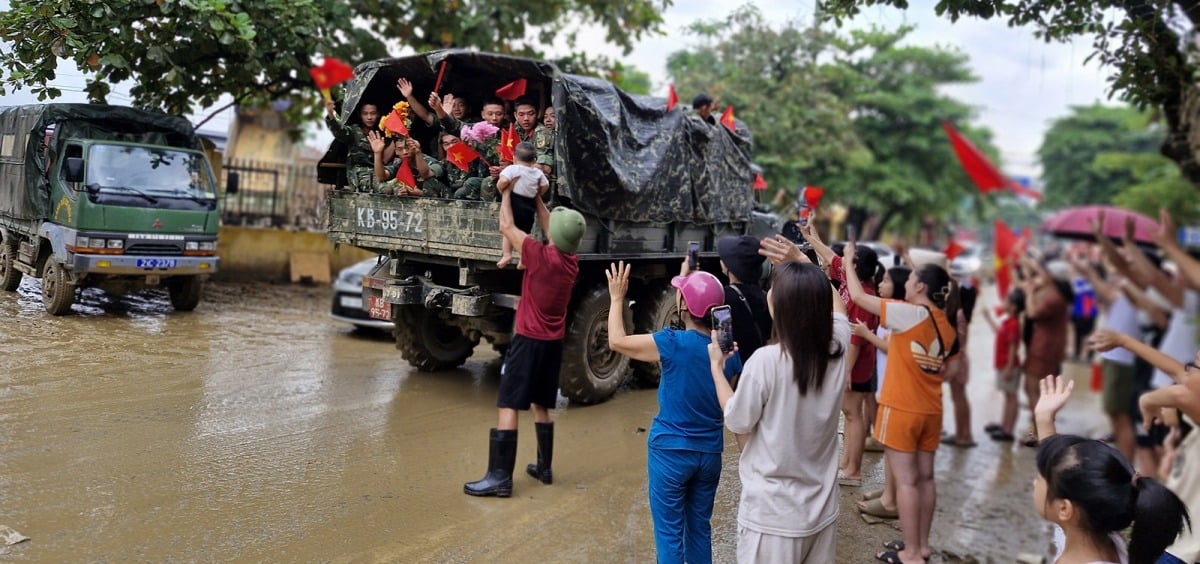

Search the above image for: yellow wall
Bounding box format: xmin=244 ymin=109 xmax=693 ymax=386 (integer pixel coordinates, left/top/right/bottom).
xmin=215 ymin=226 xmax=375 ymax=282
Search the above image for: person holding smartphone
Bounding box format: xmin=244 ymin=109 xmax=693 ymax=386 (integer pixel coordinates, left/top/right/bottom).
xmin=606 ymin=260 xmax=741 ymax=564
xmin=707 ymin=259 xmax=850 ymax=562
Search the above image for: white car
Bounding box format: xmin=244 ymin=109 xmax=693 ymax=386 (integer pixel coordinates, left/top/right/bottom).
xmin=857 ymin=241 xmax=898 ymax=270
xmin=330 ymin=257 xmax=393 ymax=330
xmin=950 ymin=244 xmax=987 ymax=279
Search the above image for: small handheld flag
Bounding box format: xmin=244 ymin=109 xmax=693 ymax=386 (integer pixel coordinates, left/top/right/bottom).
xmin=495 ymin=79 xmax=527 ymax=102
xmin=384 ymin=110 xmax=409 ymax=137
xmin=446 ymin=142 xmax=481 ymax=172
xmin=753 ymin=173 xmax=767 ymax=190
xmin=309 ymin=58 xmax=354 ymax=104
xmin=395 ymin=160 xmax=417 ymax=190
xmin=720 ymin=105 xmax=737 ymax=132
xmin=667 ymin=84 xmax=678 ymax=112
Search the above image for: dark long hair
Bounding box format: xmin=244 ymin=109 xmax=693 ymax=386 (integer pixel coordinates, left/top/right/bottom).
xmin=915 ymin=264 xmax=959 ymax=322
xmin=770 ymin=262 xmax=845 ymax=396
xmin=852 ymin=245 xmax=881 ymax=289
xmin=886 ymin=266 xmax=911 ymax=301
xmin=1037 ymin=435 xmax=1191 ymax=564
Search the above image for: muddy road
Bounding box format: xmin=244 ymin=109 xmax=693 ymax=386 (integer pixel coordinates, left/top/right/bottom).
xmin=0 ymin=280 xmax=1105 ymax=562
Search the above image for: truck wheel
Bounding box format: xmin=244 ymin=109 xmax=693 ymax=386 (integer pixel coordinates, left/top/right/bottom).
xmin=0 ymin=240 xmax=21 ymax=292
xmin=394 ymin=307 xmax=479 ymax=371
xmin=42 ymin=259 xmax=75 ymax=315
xmin=630 ymin=282 xmax=676 ymax=387
xmin=560 ymin=285 xmax=630 ymax=404
xmin=167 ymin=277 xmax=204 ymax=311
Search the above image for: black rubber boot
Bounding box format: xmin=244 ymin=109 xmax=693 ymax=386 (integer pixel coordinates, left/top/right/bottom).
xmin=464 ymin=429 xmax=517 ymax=497
xmin=525 ymin=421 xmax=554 ymax=484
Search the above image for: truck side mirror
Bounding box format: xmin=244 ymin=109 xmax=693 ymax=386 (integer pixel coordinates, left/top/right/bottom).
xmin=64 ymin=157 xmax=84 ymax=183
xmin=226 ymin=172 xmax=239 ymax=194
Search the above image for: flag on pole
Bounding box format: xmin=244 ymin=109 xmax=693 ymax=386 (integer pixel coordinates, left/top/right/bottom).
xmin=993 ymin=218 xmax=1021 ymax=300
xmin=720 ymin=105 xmax=737 ymax=132
xmin=498 ymin=123 xmax=517 ymax=162
xmin=433 ymin=61 xmax=448 ymax=93
xmin=942 ymin=120 xmax=1043 ymax=201
xmin=943 ymin=240 xmax=965 ymax=261
xmin=446 ymin=142 xmax=481 ymax=172
xmin=495 ymin=79 xmax=527 ymax=101
xmin=753 ymin=173 xmax=767 ymax=190
xmin=666 ymin=84 xmax=678 ymax=112
xmin=309 ymin=58 xmax=354 ymax=103
xmin=384 ymin=109 xmax=409 ymax=137
xmin=803 ymin=185 xmax=825 ymax=209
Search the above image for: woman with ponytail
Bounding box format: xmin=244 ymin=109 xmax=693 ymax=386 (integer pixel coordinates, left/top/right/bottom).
xmin=843 ymin=241 xmax=958 ymax=564
xmin=1033 ymin=375 xmax=1191 ymax=564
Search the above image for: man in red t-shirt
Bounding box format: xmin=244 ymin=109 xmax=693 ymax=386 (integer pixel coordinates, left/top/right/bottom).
xmin=464 ymin=187 xmax=586 ymax=498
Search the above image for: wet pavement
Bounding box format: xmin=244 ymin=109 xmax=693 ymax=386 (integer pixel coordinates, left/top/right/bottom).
xmin=0 ymin=279 xmax=1107 ymax=562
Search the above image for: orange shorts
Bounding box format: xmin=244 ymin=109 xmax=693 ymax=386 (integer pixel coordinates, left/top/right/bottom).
xmin=874 ymin=405 xmax=942 ymax=453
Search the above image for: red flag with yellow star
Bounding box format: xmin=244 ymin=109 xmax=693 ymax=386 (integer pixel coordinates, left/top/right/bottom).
xmin=446 ymin=142 xmax=481 ymax=172
xmin=720 ymin=105 xmax=737 ymax=132
xmin=309 ymin=58 xmax=354 ymax=102
xmin=395 ymin=159 xmax=416 ymax=190
xmin=499 ymin=123 xmax=517 ymax=162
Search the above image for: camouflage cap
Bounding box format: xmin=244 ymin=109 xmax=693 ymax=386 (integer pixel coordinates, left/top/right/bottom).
xmin=549 ymin=207 xmax=586 ymax=254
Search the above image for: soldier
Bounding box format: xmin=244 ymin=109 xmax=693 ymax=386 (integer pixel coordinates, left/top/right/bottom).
xmin=534 ymin=106 xmax=556 ymax=183
xmin=692 ymin=93 xmax=717 ymax=126
xmin=325 ymin=98 xmax=394 ymax=192
xmin=371 ymin=134 xmax=448 ymax=198
xmin=438 ymin=131 xmax=486 ymax=200
xmin=434 ymin=96 xmax=508 ymax=201
xmin=513 ymin=98 xmax=539 ymax=144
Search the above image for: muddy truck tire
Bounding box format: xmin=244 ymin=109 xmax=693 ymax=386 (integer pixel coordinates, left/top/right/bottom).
xmin=394 ymin=307 xmax=479 ymax=371
xmin=42 ymin=259 xmax=75 ymax=315
xmin=559 ymin=284 xmax=630 ymax=404
xmin=167 ymin=277 xmax=204 ymax=311
xmin=630 ymin=281 xmax=676 ymax=387
xmin=0 ymin=238 xmax=21 ymax=291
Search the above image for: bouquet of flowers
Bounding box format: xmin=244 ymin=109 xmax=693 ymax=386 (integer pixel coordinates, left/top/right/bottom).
xmin=460 ymin=121 xmax=499 ymax=145
xmin=379 ymin=100 xmax=413 ymax=137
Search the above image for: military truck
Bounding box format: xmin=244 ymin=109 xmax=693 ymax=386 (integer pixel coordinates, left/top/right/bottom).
xmin=322 ymin=51 xmax=777 ymax=404
xmin=0 ymin=104 xmax=237 ymax=314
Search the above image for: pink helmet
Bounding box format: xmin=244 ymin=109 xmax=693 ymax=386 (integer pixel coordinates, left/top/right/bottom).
xmin=670 ymin=271 xmax=725 ymax=318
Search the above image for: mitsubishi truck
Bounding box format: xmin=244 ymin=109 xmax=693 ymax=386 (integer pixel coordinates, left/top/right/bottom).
xmin=0 ymin=104 xmax=237 ymax=315
xmin=321 ymin=51 xmax=777 ymax=404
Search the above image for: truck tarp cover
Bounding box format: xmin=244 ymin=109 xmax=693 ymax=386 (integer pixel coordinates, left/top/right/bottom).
xmin=341 ymin=50 xmax=755 ymax=224
xmin=0 ymin=104 xmax=199 ymax=220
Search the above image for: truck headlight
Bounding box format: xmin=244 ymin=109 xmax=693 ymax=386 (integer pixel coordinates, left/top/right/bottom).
xmin=77 ymin=237 xmax=89 ymax=247
xmin=89 ymin=238 xmax=105 ymax=248
xmin=107 ymin=239 xmax=123 ymax=249
xmin=199 ymin=242 xmax=216 ymax=251
xmin=185 ymin=242 xmax=199 ymax=251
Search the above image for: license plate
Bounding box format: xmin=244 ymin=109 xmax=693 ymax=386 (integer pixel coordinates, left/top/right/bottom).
xmin=136 ymin=258 xmax=178 ymax=268
xmin=367 ymin=295 xmax=392 ymax=320
xmin=340 ymin=295 xmax=363 ymax=310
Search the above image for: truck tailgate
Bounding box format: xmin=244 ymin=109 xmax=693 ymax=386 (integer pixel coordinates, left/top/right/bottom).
xmin=328 ymin=192 xmax=505 ymax=261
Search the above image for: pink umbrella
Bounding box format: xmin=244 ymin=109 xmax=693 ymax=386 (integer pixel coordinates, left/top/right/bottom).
xmin=1041 ymin=205 xmax=1161 ymax=246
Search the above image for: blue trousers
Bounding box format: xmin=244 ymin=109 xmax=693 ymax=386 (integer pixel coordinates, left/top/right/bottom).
xmin=647 ymin=446 xmax=722 ymax=564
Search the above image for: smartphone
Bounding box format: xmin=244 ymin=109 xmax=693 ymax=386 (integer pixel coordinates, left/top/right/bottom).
xmin=711 ymin=305 xmax=734 ymax=353
xmin=687 ymin=241 xmax=700 ymax=271
xmin=846 ymin=224 xmax=857 ymax=242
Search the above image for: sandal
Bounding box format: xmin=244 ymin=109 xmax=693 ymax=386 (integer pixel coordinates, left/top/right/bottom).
xmin=875 ymin=551 xmax=904 ymax=564
xmin=858 ymin=497 xmax=898 ymax=519
xmin=940 ymin=437 xmax=977 ymax=448
xmin=837 ymin=472 xmax=862 ymax=487
xmin=883 ymin=540 xmax=905 ymax=551
xmin=1021 ymin=433 xmax=1040 ymax=448
xmin=988 ymin=430 xmax=1015 ymax=442
xmin=984 ymin=422 xmax=1001 ymax=434
xmin=862 ymin=488 xmax=884 ymax=501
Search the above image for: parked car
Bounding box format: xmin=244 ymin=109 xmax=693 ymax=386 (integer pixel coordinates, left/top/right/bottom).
xmin=858 ymin=241 xmax=898 ymax=270
xmin=330 ymin=257 xmax=393 ymax=330
xmin=950 ymin=244 xmax=991 ymax=280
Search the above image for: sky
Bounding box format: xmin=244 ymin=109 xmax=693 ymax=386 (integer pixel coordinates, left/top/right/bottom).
xmin=0 ymin=0 xmax=1113 ymax=181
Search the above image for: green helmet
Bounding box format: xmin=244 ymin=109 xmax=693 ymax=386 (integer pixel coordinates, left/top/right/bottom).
xmin=549 ymin=207 xmax=586 ymax=254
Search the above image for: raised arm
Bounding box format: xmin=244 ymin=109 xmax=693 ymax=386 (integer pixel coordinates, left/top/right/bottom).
xmin=1120 ymin=217 xmax=1181 ymax=305
xmin=606 ymin=261 xmax=659 ymax=362
xmin=397 ymin=78 xmax=434 ymax=126
xmin=369 ymin=131 xmax=390 ymax=181
xmin=1090 ymin=328 xmax=1188 ymax=384
xmin=1068 ymin=254 xmax=1118 ymax=306
xmin=1117 ymin=280 xmax=1169 ymax=330
xmin=800 ymin=223 xmax=836 ymax=265
xmin=1139 ymin=385 xmax=1200 ymax=433
xmin=843 ymin=241 xmax=882 ymax=316
xmin=1033 ymin=375 xmax=1074 ymax=440
xmin=535 ymin=197 xmax=551 ymax=238
xmin=498 ymin=188 xmax=528 ymax=252
xmin=1153 ymin=208 xmax=1200 ymax=291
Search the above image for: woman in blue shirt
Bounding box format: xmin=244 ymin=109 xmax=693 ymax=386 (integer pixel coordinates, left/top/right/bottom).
xmin=606 ymin=260 xmax=740 ymax=564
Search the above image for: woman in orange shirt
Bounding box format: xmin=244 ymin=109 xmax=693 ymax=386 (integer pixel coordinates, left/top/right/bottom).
xmin=843 ymin=241 xmax=958 ymax=564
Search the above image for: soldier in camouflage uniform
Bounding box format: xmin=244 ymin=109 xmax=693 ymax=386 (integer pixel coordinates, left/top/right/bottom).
xmin=534 ymin=106 xmax=557 ymax=188
xmin=371 ymin=135 xmax=449 ymax=197
xmin=436 ymin=131 xmax=486 ymax=200
xmin=325 ymin=98 xmax=392 ymax=193
xmin=433 ymin=95 xmax=507 ymax=201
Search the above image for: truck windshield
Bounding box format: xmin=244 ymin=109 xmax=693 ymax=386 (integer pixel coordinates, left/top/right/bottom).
xmin=86 ymin=145 xmax=217 ymax=199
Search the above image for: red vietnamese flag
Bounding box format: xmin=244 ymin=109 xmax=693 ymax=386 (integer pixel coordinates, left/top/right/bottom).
xmin=942 ymin=121 xmax=1043 ymax=201
xmin=309 ymin=58 xmax=354 ymax=90
xmin=666 ymin=84 xmax=679 ymax=112
xmin=753 ymin=173 xmax=767 ymax=190
xmin=495 ymin=78 xmax=527 ymax=101
xmin=498 ymin=123 xmax=517 ymax=162
xmin=395 ymin=159 xmax=417 ymax=190
xmin=720 ymin=105 xmax=737 ymax=132
xmin=446 ymin=142 xmax=480 ymax=172
xmin=384 ymin=109 xmax=409 ymax=137
xmin=993 ymin=219 xmax=1020 ymax=300
xmin=943 ymin=240 xmax=965 ymax=261
xmin=803 ymin=185 xmax=824 ymax=209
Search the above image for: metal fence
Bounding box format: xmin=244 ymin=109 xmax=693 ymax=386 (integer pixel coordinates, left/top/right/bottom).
xmin=220 ymin=157 xmax=328 ymax=230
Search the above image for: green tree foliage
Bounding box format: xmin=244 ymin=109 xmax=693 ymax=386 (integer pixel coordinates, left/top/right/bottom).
xmin=819 ymin=0 xmax=1200 ymax=189
xmin=1100 ymin=153 xmax=1200 ymax=225
xmin=667 ymin=10 xmax=997 ymax=237
xmin=1037 ymin=104 xmax=1159 ymax=208
xmin=0 ymin=0 xmax=670 ymax=121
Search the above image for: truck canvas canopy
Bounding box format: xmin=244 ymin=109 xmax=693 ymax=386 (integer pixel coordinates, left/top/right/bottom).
xmin=0 ymin=104 xmax=201 ymax=220
xmin=334 ymin=50 xmax=756 ymax=225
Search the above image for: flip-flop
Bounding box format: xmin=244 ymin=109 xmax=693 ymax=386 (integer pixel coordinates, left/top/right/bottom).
xmin=984 ymin=423 xmax=1001 ymax=433
xmin=989 ymin=430 xmax=1015 ymax=442
xmin=858 ymin=497 xmax=898 ymax=519
xmin=862 ymin=488 xmax=884 ymax=501
xmin=837 ymin=472 xmax=862 ymax=487
xmin=940 ymin=436 xmax=977 ymax=448
xmin=883 ymin=540 xmax=905 ymax=551
xmin=875 ymin=550 xmax=903 ymax=564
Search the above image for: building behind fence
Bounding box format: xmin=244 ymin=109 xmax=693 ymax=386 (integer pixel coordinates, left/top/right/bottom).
xmin=221 ymin=157 xmax=331 ymax=230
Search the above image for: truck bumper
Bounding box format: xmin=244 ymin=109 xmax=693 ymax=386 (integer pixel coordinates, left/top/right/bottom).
xmin=364 ymin=274 xmax=517 ymax=320
xmin=71 ymin=254 xmax=219 ymax=276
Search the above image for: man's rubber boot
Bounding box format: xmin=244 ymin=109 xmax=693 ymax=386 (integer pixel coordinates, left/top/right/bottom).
xmin=464 ymin=429 xmax=517 ymax=497
xmin=525 ymin=421 xmax=554 ymax=484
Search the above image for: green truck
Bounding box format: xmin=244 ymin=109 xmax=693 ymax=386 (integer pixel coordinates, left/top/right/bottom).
xmin=322 ymin=51 xmax=777 ymax=404
xmin=0 ymin=104 xmax=237 ymax=315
